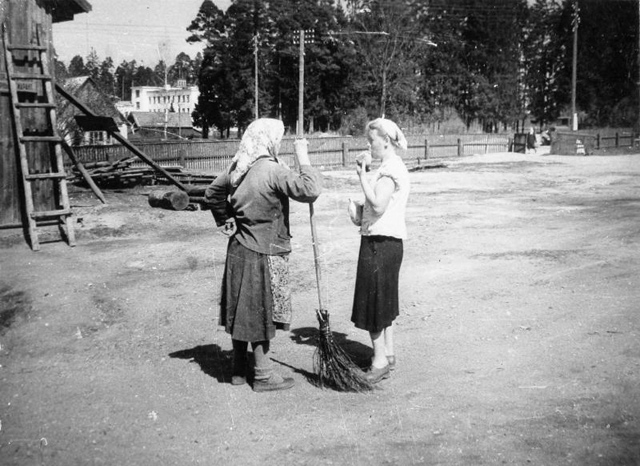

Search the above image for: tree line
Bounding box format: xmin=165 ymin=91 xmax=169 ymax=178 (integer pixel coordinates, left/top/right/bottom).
xmin=55 ymin=0 xmax=639 ymax=138
xmin=54 ymin=49 xmax=202 ymax=102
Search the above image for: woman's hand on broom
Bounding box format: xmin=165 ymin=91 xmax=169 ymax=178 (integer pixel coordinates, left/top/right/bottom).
xmin=294 ymin=138 xmax=311 ymax=166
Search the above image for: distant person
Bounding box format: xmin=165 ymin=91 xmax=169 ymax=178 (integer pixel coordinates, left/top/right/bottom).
xmin=349 ymin=118 xmax=410 ymax=384
xmin=540 ymin=128 xmax=551 ymax=146
xmin=205 ymin=118 xmax=322 ymax=392
xmin=526 ymin=127 xmax=537 ymax=154
xmin=548 ymin=127 xmax=557 ymax=146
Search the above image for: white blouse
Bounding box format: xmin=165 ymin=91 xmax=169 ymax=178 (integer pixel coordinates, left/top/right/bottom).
xmin=360 ymin=155 xmax=410 ymax=240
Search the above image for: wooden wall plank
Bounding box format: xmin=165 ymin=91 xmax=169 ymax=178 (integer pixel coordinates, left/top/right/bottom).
xmin=0 ymin=1 xmax=22 ymax=226
xmin=1 ymin=0 xmax=57 ymax=227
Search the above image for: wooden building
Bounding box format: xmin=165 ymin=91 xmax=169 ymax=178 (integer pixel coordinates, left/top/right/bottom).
xmin=0 ymin=0 xmax=91 ymax=234
xmin=57 ymin=76 xmax=129 ymax=146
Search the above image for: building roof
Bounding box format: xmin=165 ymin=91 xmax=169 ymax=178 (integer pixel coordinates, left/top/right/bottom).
xmin=62 ymin=76 xmax=92 ymax=94
xmin=115 ymin=101 xmax=135 ymax=115
xmin=129 ymin=112 xmax=193 ymax=129
xmin=46 ymin=0 xmax=92 ymax=23
xmin=58 ymin=76 xmax=126 ymax=124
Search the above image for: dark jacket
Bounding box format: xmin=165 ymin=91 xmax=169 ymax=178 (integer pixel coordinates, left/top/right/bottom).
xmin=205 ymin=158 xmax=322 ymax=255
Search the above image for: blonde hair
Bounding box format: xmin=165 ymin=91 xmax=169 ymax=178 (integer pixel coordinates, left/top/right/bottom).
xmin=367 ymin=118 xmax=408 ymax=151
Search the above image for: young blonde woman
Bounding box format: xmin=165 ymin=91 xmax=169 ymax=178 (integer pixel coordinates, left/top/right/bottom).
xmin=350 ymin=118 xmax=410 ymax=384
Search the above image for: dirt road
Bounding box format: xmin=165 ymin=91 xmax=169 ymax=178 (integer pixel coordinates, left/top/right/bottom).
xmin=1 ymin=152 xmax=639 ymax=465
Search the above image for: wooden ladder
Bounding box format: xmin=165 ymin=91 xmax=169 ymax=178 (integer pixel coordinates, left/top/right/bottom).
xmin=2 ymin=24 xmax=75 ymax=251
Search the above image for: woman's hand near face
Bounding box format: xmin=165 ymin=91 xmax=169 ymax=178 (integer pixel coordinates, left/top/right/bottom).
xmin=356 ymin=159 xmax=365 ymax=177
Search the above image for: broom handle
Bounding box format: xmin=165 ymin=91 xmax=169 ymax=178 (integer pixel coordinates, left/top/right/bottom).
xmin=308 ymin=202 xmax=325 ymax=311
xmin=297 ymin=31 xmax=325 ymax=312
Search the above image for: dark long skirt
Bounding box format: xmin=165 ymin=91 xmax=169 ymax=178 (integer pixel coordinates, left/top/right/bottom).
xmin=351 ymin=235 xmax=403 ymax=333
xmin=219 ymin=237 xmax=291 ymax=342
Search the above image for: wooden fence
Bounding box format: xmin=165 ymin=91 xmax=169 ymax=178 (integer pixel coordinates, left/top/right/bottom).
xmin=67 ymin=134 xmax=511 ymax=175
xmin=513 ymin=129 xmax=635 ymax=155
xmin=593 ymin=132 xmax=635 ymax=149
xmin=550 ymin=131 xmax=635 ymax=156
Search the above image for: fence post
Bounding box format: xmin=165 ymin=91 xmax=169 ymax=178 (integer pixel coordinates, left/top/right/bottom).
xmin=179 ymin=149 xmax=186 ymax=168
xmin=596 ymin=133 xmax=601 ymax=150
xmin=342 ymin=142 xmax=348 ymax=167
xmin=457 ymin=138 xmax=463 ymax=156
xmin=615 ymin=133 xmax=619 ymax=147
xmin=424 ymin=139 xmax=429 ymax=160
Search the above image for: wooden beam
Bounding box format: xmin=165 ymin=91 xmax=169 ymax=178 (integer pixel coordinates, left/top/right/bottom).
xmin=61 ymin=140 xmax=106 ymax=204
xmin=55 ymin=83 xmax=189 ymax=192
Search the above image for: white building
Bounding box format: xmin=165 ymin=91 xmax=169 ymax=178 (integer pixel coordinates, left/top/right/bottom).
xmin=115 ymin=100 xmax=135 ymax=117
xmin=131 ymin=80 xmax=199 ymax=115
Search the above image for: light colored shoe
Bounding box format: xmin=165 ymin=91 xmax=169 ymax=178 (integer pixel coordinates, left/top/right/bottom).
xmin=253 ymin=375 xmax=295 ymax=392
xmin=387 ymin=355 xmax=396 ymax=371
xmin=365 ymin=364 xmax=390 ymax=384
xmin=231 ymin=374 xmax=246 ymax=386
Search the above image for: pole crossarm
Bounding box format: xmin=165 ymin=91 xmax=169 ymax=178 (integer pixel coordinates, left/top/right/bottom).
xmin=326 ymin=30 xmax=436 ymax=46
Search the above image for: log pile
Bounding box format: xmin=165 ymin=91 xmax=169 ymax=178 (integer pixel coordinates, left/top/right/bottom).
xmin=69 ymin=157 xmax=217 ymax=188
xmin=70 ymin=157 xmax=154 ymax=188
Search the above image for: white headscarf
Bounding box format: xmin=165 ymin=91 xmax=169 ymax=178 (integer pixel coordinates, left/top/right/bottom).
xmin=229 ymin=118 xmax=285 ymax=187
xmin=367 ymin=118 xmax=408 ymax=151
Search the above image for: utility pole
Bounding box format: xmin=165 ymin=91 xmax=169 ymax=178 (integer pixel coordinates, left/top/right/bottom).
xmin=571 ymin=0 xmax=579 ymax=131
xmin=298 ymin=29 xmax=304 ymax=137
xmin=157 ymin=42 xmax=171 ymax=139
xmin=637 ymin=0 xmax=640 ymax=135
xmin=293 ymin=29 xmax=314 ymax=136
xmin=163 ymin=77 xmax=169 ymax=140
xmin=254 ymin=34 xmax=259 ymax=119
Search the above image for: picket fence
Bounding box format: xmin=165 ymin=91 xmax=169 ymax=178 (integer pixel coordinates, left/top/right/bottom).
xmin=68 ymin=134 xmax=511 ymax=175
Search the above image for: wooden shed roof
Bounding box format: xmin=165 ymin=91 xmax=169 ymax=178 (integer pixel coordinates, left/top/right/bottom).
xmin=46 ymin=0 xmax=92 ymax=23
xmin=58 ymin=76 xmax=126 ymax=124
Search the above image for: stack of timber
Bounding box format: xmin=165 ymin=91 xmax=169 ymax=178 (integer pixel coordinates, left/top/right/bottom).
xmin=70 ymin=156 xmax=154 ymax=188
xmin=69 ymin=157 xmax=217 ymax=188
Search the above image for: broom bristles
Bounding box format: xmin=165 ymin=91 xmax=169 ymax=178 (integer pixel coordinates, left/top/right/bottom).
xmin=313 ymin=309 xmax=374 ymax=392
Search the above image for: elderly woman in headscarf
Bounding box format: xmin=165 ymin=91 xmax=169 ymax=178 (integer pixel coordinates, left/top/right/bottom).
xmin=205 ymin=118 xmax=322 ymax=392
xmin=350 ymin=117 xmax=410 ymax=384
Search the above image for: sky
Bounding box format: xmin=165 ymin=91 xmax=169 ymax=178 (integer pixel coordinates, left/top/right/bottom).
xmin=52 ymin=0 xmax=231 ymax=66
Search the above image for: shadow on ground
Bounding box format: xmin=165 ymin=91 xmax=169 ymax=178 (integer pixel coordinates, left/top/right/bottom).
xmin=169 ymin=344 xmax=233 ymax=384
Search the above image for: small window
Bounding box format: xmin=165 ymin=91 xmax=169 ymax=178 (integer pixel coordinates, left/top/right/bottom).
xmin=87 ymin=131 xmax=111 ymax=145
